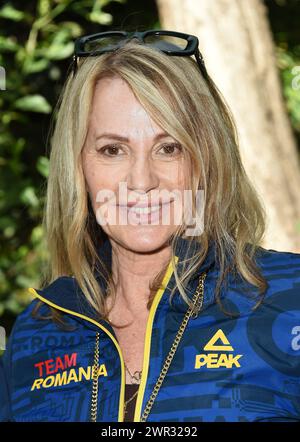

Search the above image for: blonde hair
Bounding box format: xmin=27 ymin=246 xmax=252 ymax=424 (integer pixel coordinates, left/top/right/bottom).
xmin=41 ymin=39 xmax=268 ymax=322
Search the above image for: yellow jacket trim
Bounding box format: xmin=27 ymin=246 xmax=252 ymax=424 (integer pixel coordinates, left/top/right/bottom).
xmin=133 ymin=255 xmax=179 ymax=422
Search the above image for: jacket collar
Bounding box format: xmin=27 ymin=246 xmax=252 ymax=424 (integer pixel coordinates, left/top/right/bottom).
xmin=31 ymin=236 xmax=218 ymax=325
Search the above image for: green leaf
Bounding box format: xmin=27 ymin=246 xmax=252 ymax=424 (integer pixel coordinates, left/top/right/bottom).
xmin=0 ymin=4 xmax=25 ymax=22
xmin=59 ymin=21 xmax=82 ymax=38
xmin=46 ymin=42 xmax=74 ymax=60
xmin=20 ymin=186 xmax=39 ymax=208
xmin=36 ymin=156 xmax=49 ymax=178
xmin=3 ymin=225 xmax=16 ymax=238
xmin=0 ymin=36 xmax=19 ymax=52
xmin=89 ymin=10 xmax=112 ymax=25
xmin=37 ymin=0 xmax=51 ymax=17
xmin=23 ymin=58 xmax=49 ymax=74
xmin=31 ymin=225 xmax=44 ymax=244
xmin=14 ymin=95 xmax=52 ymax=113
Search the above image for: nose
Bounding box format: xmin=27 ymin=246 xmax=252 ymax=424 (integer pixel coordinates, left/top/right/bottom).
xmin=126 ymin=155 xmax=159 ymax=194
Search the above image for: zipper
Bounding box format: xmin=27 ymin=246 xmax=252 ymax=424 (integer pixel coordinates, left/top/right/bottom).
xmin=133 ymin=255 xmax=179 ymax=422
xmin=28 ymin=255 xmax=178 ymax=422
xmin=138 ymin=271 xmax=206 ymax=421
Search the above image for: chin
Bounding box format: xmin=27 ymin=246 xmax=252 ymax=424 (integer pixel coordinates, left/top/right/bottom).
xmin=110 ymin=225 xmax=174 ymax=254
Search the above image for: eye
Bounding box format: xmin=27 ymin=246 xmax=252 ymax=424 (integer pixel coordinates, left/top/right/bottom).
xmin=158 ymin=142 xmax=183 ymax=156
xmin=96 ymin=142 xmax=183 ymax=157
xmin=97 ymin=144 xmax=125 ymax=157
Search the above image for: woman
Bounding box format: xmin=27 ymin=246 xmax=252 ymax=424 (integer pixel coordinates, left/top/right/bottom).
xmin=1 ymin=30 xmax=300 ymax=423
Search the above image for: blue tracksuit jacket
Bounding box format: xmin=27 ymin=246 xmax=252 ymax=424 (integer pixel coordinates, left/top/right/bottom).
xmin=0 ymin=236 xmax=300 ymax=422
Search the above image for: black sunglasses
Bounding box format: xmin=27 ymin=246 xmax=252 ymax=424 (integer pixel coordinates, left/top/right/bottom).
xmin=72 ymin=29 xmax=208 ymax=80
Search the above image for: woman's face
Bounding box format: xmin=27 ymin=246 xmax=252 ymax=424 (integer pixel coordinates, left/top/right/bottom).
xmin=82 ymin=75 xmax=188 ymax=253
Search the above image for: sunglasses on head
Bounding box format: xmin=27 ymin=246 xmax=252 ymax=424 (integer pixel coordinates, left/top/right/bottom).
xmin=72 ymin=29 xmax=208 ymax=79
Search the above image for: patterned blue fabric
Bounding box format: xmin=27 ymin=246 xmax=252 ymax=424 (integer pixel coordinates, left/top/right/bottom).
xmin=1 ymin=237 xmax=300 ymax=422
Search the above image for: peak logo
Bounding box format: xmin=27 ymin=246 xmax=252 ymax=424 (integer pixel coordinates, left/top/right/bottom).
xmin=194 ymin=329 xmax=243 ymax=369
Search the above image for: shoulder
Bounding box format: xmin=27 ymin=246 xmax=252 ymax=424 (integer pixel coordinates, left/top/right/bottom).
xmin=254 ymin=246 xmax=300 ymax=294
xmin=9 ymin=298 xmax=45 ymax=338
xmin=6 ymin=276 xmax=79 ymax=358
xmin=248 ymin=247 xmax=300 ymax=343
xmin=5 ymin=298 xmax=55 ymax=357
xmin=225 ymin=246 xmax=300 ymax=316
xmin=255 ymin=246 xmax=300 ymax=274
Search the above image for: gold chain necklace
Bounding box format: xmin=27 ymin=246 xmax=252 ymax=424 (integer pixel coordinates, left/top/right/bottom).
xmin=123 ymin=364 xmax=141 ymax=419
xmin=124 ymin=388 xmax=139 ymax=418
xmin=90 ymin=331 xmax=100 ymax=422
xmin=124 ymin=363 xmax=142 ymax=384
xmin=90 ymin=271 xmax=206 ymax=422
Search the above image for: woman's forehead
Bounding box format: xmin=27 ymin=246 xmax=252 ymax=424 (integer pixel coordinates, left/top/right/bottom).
xmin=90 ymin=78 xmax=167 ymax=141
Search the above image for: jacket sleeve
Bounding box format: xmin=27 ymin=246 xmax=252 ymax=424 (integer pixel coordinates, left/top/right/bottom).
xmin=0 ymin=328 xmax=14 ymax=421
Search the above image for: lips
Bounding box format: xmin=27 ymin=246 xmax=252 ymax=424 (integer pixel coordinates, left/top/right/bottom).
xmin=117 ymin=200 xmax=173 ymax=209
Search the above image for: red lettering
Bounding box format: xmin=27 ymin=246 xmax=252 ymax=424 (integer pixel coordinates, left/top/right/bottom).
xmin=55 ymin=357 xmax=64 ymax=372
xmin=34 ymin=353 xmax=78 ymax=377
xmin=44 ymin=359 xmax=55 ymax=375
xmin=34 ymin=361 xmax=44 ymax=377
xmin=64 ymin=353 xmax=77 ymax=369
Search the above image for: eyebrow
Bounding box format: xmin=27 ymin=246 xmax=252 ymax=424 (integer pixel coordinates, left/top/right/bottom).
xmin=95 ymin=132 xmax=171 ymax=143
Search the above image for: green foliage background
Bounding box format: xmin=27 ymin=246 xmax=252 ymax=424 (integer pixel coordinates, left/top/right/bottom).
xmin=0 ymin=0 xmax=299 ymax=336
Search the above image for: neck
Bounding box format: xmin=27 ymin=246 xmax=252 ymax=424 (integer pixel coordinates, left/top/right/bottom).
xmin=108 ymin=240 xmax=172 ymax=316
